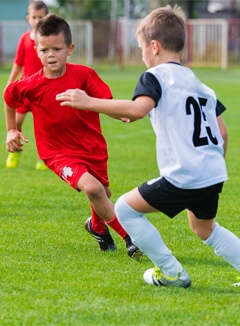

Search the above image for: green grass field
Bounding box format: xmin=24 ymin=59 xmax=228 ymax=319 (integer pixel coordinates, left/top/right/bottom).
xmin=0 ymin=64 xmax=240 ymax=325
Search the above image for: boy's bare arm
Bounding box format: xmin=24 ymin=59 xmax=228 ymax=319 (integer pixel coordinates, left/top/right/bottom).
xmin=5 ymin=103 xmax=29 ymax=152
xmin=56 ymin=89 xmax=155 ymax=121
xmin=217 ymin=115 xmax=228 ymax=157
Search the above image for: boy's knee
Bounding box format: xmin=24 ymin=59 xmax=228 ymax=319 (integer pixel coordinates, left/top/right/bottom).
xmin=82 ymin=182 xmax=105 ymax=200
xmin=190 ymin=220 xmax=215 ymax=241
xmin=115 ymin=195 xmax=140 ymax=223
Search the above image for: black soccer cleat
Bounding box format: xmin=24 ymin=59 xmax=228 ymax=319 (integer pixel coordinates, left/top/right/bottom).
xmin=84 ymin=217 xmax=117 ymax=251
xmin=124 ymin=235 xmax=143 ymax=259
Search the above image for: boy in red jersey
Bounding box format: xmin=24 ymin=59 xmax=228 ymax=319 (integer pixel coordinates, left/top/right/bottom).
xmin=6 ymin=0 xmax=48 ymax=170
xmin=4 ymin=14 xmax=142 ymax=259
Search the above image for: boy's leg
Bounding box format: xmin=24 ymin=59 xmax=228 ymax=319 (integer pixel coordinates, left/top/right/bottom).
xmin=90 ymin=200 xmax=127 ymax=239
xmin=84 ymin=215 xmax=117 ymax=252
xmin=78 ymin=172 xmax=115 ymax=221
xmin=115 ymin=190 xmax=191 ymax=287
xmin=90 ymin=203 xmax=106 ymax=234
xmin=78 ymin=172 xmax=142 ymax=257
xmin=105 ymin=215 xmax=143 ymax=258
xmin=89 ymin=204 xmax=142 ymax=257
xmin=85 ymin=203 xmax=116 ymax=251
xmin=188 ymin=211 xmax=240 ymax=272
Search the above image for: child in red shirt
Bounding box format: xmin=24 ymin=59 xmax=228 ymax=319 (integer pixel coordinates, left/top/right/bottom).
xmin=4 ymin=14 xmax=142 ymax=259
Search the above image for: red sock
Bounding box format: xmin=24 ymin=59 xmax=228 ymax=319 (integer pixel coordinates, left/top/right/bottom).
xmin=105 ymin=216 xmax=127 ymax=239
xmin=90 ymin=204 xmax=107 ymax=235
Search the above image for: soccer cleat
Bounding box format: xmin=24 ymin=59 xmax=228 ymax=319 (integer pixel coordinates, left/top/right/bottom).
xmin=84 ymin=217 xmax=117 ymax=251
xmin=124 ymin=235 xmax=143 ymax=259
xmin=36 ymin=160 xmax=48 ymax=170
xmin=143 ymin=266 xmax=191 ymax=288
xmin=6 ymin=152 xmax=20 ymax=168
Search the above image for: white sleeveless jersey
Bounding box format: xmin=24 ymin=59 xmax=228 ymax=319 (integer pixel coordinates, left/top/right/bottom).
xmin=133 ymin=63 xmax=228 ymax=189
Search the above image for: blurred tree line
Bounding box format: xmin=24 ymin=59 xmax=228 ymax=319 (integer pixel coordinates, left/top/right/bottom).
xmin=52 ymin=0 xmax=206 ymax=20
xmin=56 ymin=0 xmax=119 ymax=20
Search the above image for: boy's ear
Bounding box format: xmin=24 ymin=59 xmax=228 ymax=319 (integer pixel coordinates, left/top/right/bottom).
xmin=151 ymin=40 xmax=160 ymax=55
xmin=67 ymin=43 xmax=75 ymax=56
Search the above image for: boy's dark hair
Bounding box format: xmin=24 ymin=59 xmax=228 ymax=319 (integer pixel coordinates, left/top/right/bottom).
xmin=35 ymin=14 xmax=72 ymax=46
xmin=28 ymin=0 xmax=49 ymax=14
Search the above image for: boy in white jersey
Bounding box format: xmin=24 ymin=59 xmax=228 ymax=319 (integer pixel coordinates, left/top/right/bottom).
xmin=56 ymin=5 xmax=240 ymax=288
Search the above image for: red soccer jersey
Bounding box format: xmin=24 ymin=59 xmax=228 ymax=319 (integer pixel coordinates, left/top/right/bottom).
xmin=4 ymin=63 xmax=112 ymax=169
xmin=15 ymin=31 xmax=43 ymax=77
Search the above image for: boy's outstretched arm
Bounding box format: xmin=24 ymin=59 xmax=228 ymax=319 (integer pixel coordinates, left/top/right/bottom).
xmin=217 ymin=115 xmax=228 ymax=158
xmin=5 ymin=103 xmax=29 ymax=152
xmin=56 ymin=88 xmax=155 ymax=121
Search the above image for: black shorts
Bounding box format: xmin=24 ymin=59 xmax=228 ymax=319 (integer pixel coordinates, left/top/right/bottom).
xmin=138 ymin=177 xmax=224 ymax=219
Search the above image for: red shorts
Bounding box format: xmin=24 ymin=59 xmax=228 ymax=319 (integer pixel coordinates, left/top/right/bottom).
xmin=16 ymin=98 xmax=32 ymax=114
xmin=45 ymin=156 xmax=109 ymax=191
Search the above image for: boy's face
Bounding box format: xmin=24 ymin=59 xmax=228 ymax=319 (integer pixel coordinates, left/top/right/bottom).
xmin=27 ymin=8 xmax=47 ymax=30
xmin=35 ymin=32 xmax=74 ymax=78
xmin=137 ymin=35 xmax=156 ymax=69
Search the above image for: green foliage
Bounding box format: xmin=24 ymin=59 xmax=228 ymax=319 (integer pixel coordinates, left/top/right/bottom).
xmin=78 ymin=0 xmax=112 ymax=20
xmin=0 ymin=65 xmax=240 ymax=325
xmin=54 ymin=0 xmax=206 ymax=20
xmin=56 ymin=0 xmax=122 ymax=20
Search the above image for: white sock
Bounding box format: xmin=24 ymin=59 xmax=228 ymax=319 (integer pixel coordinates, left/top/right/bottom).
xmin=115 ymin=195 xmax=182 ymax=277
xmin=204 ymin=222 xmax=240 ymax=272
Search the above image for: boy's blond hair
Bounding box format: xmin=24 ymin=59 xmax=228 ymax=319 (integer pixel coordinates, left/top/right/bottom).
xmin=136 ymin=5 xmax=186 ymax=53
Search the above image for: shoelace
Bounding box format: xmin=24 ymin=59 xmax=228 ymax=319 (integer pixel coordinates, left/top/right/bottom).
xmin=153 ymin=267 xmax=178 ymax=281
xmin=232 ymin=276 xmax=240 ymax=287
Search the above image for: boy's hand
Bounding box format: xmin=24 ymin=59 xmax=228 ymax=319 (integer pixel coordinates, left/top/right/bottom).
xmin=6 ymin=129 xmax=29 ymax=152
xmin=121 ymin=117 xmax=132 ymax=123
xmin=56 ymin=89 xmax=89 ymax=109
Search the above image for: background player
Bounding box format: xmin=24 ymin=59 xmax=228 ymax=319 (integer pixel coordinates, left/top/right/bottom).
xmin=6 ymin=0 xmax=48 ymax=170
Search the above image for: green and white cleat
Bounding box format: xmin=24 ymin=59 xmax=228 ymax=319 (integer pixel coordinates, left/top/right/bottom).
xmin=143 ymin=266 xmax=191 ymax=288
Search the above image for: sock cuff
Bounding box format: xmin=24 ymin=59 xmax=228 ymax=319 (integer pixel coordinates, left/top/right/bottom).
xmin=115 ymin=195 xmax=140 ymax=216
xmin=203 ymin=222 xmax=220 ymax=245
xmin=105 ymin=216 xmax=117 ymax=225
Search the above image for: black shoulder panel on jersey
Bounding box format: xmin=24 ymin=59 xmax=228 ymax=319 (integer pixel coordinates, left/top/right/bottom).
xmin=132 ymin=72 xmax=162 ymax=107
xmin=216 ymin=99 xmax=227 ymax=116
